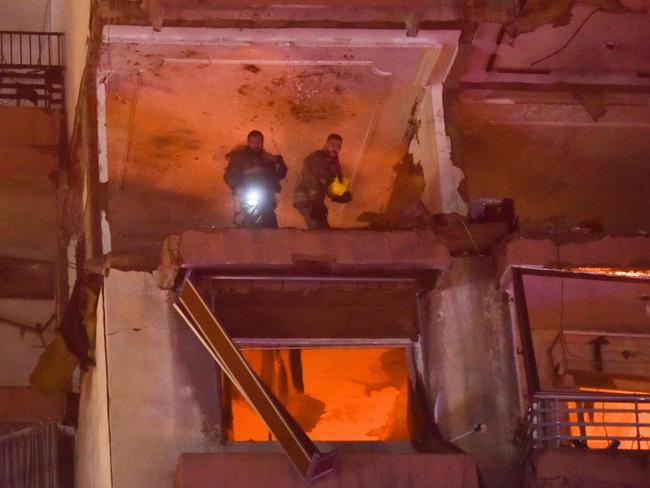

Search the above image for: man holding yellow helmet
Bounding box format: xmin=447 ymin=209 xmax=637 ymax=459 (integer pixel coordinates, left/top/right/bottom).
xmin=293 ymin=133 xmax=353 ymax=229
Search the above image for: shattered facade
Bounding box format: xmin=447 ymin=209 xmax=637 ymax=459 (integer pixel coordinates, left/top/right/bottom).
xmin=1 ymin=1 xmax=649 ymax=487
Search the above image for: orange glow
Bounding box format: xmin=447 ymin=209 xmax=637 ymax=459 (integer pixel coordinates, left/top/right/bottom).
xmin=230 ymin=347 xmax=410 ymax=442
xmin=569 ymin=267 xmax=650 ymax=278
xmin=567 ymin=388 xmax=650 ymax=450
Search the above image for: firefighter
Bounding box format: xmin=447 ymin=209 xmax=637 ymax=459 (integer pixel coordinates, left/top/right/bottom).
xmin=224 ymin=130 xmax=288 ymax=228
xmin=293 ymin=133 xmax=352 ymax=229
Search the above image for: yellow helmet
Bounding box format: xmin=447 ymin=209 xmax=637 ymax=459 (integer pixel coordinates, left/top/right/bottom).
xmin=327 ymin=176 xmax=350 ymax=198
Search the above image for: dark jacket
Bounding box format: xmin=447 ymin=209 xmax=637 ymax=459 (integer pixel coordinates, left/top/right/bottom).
xmin=293 ymin=150 xmax=343 ymax=207
xmin=224 ymin=146 xmax=288 ymax=194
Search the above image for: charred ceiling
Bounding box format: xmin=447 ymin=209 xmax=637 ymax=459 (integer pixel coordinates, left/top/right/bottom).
xmin=97 ymin=28 xmax=460 ymax=256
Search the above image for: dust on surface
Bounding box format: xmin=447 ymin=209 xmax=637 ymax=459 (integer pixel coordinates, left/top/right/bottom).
xmin=149 ymin=129 xmax=201 ymax=159
xmin=243 ymin=64 xmax=261 ymax=74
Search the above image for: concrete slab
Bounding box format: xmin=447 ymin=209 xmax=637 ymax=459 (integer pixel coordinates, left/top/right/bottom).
xmin=174 ymin=452 xmax=479 ymax=488
xmin=175 ymin=228 xmax=450 ymax=271
xmin=498 ymin=235 xmax=650 ymax=279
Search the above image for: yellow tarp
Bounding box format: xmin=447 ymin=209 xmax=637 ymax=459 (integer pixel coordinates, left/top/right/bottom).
xmin=30 ymin=334 xmax=79 ymax=395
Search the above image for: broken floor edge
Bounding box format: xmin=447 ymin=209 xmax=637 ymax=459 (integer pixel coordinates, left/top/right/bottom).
xmin=155 ymin=228 xmax=450 ymax=289
xmin=497 ymin=234 xmax=650 ymax=291
xmin=101 ymin=25 xmax=461 ymax=48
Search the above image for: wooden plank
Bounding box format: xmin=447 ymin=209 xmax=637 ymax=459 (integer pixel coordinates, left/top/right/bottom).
xmin=173 ymin=277 xmax=336 ymax=482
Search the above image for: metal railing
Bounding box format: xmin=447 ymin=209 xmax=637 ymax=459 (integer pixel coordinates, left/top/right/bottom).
xmin=521 ymin=392 xmax=650 ymax=454
xmin=0 ymin=31 xmax=64 ymax=68
xmin=0 ymin=31 xmax=64 ymax=108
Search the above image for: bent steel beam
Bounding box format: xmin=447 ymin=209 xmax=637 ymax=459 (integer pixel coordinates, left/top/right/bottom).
xmin=173 ymin=276 xmax=336 ymax=482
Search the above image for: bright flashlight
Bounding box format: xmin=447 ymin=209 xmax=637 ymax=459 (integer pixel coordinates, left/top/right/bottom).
xmin=245 ymin=188 xmax=262 ymax=207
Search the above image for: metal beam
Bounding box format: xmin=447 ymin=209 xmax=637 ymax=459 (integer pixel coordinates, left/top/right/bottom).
xmin=512 ymin=266 xmax=541 ymax=395
xmin=173 ymin=277 xmax=336 ymax=482
xmin=512 ymin=265 xmax=650 ymax=285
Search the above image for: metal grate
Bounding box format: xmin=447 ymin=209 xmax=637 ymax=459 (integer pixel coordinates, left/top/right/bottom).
xmin=522 ymin=392 xmax=650 ymax=453
xmin=0 ymin=31 xmax=64 ymax=108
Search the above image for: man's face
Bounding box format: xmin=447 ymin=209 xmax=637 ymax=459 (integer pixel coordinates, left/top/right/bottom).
xmin=247 ymin=135 xmax=264 ymax=153
xmin=325 ymin=138 xmax=342 ymax=158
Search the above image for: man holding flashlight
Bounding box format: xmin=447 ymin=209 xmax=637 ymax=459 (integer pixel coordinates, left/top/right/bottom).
xmin=224 ymin=130 xmax=288 ymax=228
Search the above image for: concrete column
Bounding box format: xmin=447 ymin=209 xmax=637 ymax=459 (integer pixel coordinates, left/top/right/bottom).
xmin=102 ymin=271 xmax=219 ymax=488
xmin=424 ymin=257 xmax=519 ymax=488
xmin=76 ymin=288 xmax=112 ymax=488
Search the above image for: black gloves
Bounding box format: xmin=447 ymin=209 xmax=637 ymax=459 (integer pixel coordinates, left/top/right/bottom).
xmin=274 ymin=155 xmax=288 ymax=176
xmin=309 ymin=201 xmax=329 ymax=220
xmin=331 ymin=191 xmax=352 ymax=204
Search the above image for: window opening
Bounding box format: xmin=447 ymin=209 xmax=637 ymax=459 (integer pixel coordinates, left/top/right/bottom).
xmin=226 ymin=347 xmax=411 ymax=442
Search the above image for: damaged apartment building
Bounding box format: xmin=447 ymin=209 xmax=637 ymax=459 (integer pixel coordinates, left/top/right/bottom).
xmin=1 ymin=1 xmax=650 ymax=487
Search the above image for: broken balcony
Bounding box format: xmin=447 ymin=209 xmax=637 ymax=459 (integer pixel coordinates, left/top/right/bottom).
xmin=98 ymin=26 xmax=462 ymax=257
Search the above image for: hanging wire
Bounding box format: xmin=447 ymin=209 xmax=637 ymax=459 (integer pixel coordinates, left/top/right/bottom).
xmin=530 ymin=7 xmax=599 ymax=67
xmin=37 ymin=0 xmax=52 ymax=64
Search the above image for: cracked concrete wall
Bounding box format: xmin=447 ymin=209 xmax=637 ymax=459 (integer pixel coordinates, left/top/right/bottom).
xmin=424 ymin=256 xmax=520 ymax=488
xmin=76 ymin=287 xmax=112 ymax=488
xmin=102 ymin=271 xmax=219 ymax=488
xmin=408 ymin=85 xmax=467 ymax=215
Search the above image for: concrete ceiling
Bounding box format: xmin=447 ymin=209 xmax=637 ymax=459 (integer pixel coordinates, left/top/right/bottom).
xmin=524 ymin=274 xmax=650 ymax=334
xmin=461 ymin=5 xmax=650 ymax=90
xmin=498 ymin=4 xmax=650 ymax=74
xmin=100 ymin=27 xmax=458 ymax=255
xmin=452 ymin=90 xmax=650 ymax=233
